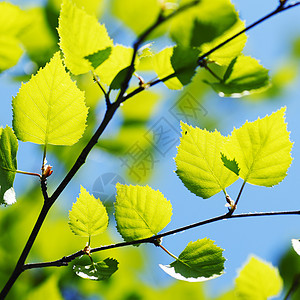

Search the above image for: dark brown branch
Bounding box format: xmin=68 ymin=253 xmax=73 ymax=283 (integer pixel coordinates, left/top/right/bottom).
xmin=23 ymin=210 xmax=300 ymax=270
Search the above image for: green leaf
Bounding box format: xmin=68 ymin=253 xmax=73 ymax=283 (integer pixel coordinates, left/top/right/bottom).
xmin=111 ymin=0 xmax=161 ymax=36
xmin=200 ymin=18 xmax=247 ymax=66
xmin=292 ymin=239 xmax=300 ymax=256
xmin=235 ymin=256 xmax=283 ymax=300
xmin=160 ymin=238 xmax=225 ymax=282
xmin=58 ymin=0 xmax=113 ymax=75
xmin=85 ymin=47 xmax=112 ymax=69
xmin=222 ymin=107 xmax=293 ymax=186
xmin=73 ymin=258 xmax=119 ymax=280
xmin=94 ymin=45 xmax=136 ymax=86
xmin=25 ymin=276 xmax=63 ymax=300
xmin=207 ymin=55 xmax=270 ymax=97
xmin=170 ymin=0 xmax=238 ymax=48
xmin=110 ymin=66 xmax=132 ymax=90
xmin=0 ymin=127 xmax=18 ymax=205
xmin=69 ymin=186 xmax=108 ymax=237
xmin=171 ymin=46 xmax=200 ymax=86
xmin=175 ymin=122 xmax=238 ymax=199
xmin=12 ymin=52 xmax=88 ymax=146
xmin=221 ymin=153 xmax=240 ymax=176
xmin=115 ymin=184 xmax=172 ymax=243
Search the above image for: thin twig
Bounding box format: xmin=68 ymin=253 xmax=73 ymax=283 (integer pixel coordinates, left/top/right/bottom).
xmin=93 ymin=74 xmax=111 ymax=108
xmin=23 ymin=209 xmax=300 ymax=270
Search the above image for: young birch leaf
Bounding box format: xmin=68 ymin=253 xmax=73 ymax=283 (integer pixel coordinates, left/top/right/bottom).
xmin=0 ymin=126 xmax=18 ymax=205
xmin=235 ymin=256 xmax=283 ymax=300
xmin=159 ymin=238 xmax=225 ymax=282
xmin=109 ymin=66 xmax=132 ymax=90
xmin=207 ymin=55 xmax=270 ymax=98
xmin=292 ymin=239 xmax=300 ymax=256
xmin=115 ymin=184 xmax=172 ymax=243
xmin=85 ymin=47 xmax=112 ymax=69
xmin=73 ymin=258 xmax=118 ymax=280
xmin=69 ymin=186 xmax=108 ymax=237
xmin=175 ymin=122 xmax=238 ymax=199
xmin=58 ymin=0 xmax=113 ymax=75
xmin=12 ymin=52 xmax=88 ymax=146
xmin=222 ymin=107 xmax=293 ymax=187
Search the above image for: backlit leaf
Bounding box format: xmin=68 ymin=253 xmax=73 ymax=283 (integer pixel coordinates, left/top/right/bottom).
xmin=0 ymin=127 xmax=18 ymax=205
xmin=13 ymin=52 xmax=88 ymax=146
xmin=175 ymin=122 xmax=238 ymax=199
xmin=58 ymin=0 xmax=113 ymax=75
xmin=69 ymin=186 xmax=108 ymax=237
xmin=115 ymin=184 xmax=172 ymax=243
xmin=111 ymin=0 xmax=161 ymax=36
xmin=170 ymin=0 xmax=238 ymax=48
xmin=222 ymin=107 xmax=293 ymax=186
xmin=160 ymin=238 xmax=225 ymax=282
xmin=73 ymin=258 xmax=118 ymax=280
xmin=235 ymin=256 xmax=283 ymax=299
xmin=207 ymin=55 xmax=270 ymax=97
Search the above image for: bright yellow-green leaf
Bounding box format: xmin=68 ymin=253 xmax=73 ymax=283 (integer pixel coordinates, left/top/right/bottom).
xmin=69 ymin=186 xmax=108 ymax=237
xmin=0 ymin=35 xmax=23 ymax=72
xmin=12 ymin=52 xmax=88 ymax=146
xmin=0 ymin=126 xmax=18 ymax=205
xmin=58 ymin=0 xmax=113 ymax=75
xmin=111 ymin=0 xmax=161 ymax=36
xmin=175 ymin=122 xmax=238 ymax=199
xmin=201 ymin=19 xmax=247 ymax=66
xmin=207 ymin=55 xmax=270 ymax=98
xmin=153 ymin=47 xmax=183 ymax=90
xmin=25 ymin=276 xmax=63 ymax=300
xmin=170 ymin=0 xmax=238 ymax=48
xmin=94 ymin=45 xmax=135 ymax=86
xmin=121 ymin=90 xmax=160 ymax=122
xmin=235 ymin=256 xmax=283 ymax=300
xmin=115 ymin=184 xmax=172 ymax=243
xmin=0 ymin=2 xmax=29 ymax=72
xmin=19 ymin=7 xmax=58 ymax=66
xmin=222 ymin=107 xmax=293 ymax=186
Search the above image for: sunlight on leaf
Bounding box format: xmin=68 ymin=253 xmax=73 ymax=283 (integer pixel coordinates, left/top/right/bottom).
xmin=73 ymin=258 xmax=118 ymax=280
xmin=12 ymin=52 xmax=88 ymax=146
xmin=175 ymin=122 xmax=238 ymax=199
xmin=69 ymin=186 xmax=108 ymax=237
xmin=160 ymin=238 xmax=225 ymax=282
xmin=0 ymin=127 xmax=18 ymax=205
xmin=235 ymin=256 xmax=283 ymax=300
xmin=292 ymin=239 xmax=300 ymax=256
xmin=115 ymin=184 xmax=172 ymax=243
xmin=222 ymin=107 xmax=293 ymax=186
xmin=207 ymin=55 xmax=270 ymax=97
xmin=58 ymin=0 xmax=113 ymax=75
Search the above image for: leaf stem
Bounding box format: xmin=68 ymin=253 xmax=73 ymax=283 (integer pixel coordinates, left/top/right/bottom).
xmin=159 ymin=244 xmax=178 ymax=260
xmin=15 ymin=170 xmax=41 ymax=178
xmin=93 ymin=74 xmax=111 ymax=108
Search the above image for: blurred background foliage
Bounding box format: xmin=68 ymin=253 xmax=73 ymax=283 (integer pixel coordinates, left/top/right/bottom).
xmin=0 ymin=0 xmax=300 ymax=299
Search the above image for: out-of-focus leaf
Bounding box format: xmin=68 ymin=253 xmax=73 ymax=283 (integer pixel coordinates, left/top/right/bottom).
xmin=73 ymin=258 xmax=118 ymax=280
xmin=235 ymin=256 xmax=283 ymax=300
xmin=12 ymin=52 xmax=88 ymax=146
xmin=0 ymin=127 xmax=18 ymax=205
xmin=115 ymin=184 xmax=172 ymax=243
xmin=69 ymin=186 xmax=108 ymax=237
xmin=160 ymin=238 xmax=225 ymax=282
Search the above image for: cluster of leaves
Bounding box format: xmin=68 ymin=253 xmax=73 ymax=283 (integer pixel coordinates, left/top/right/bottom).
xmin=0 ymin=0 xmax=299 ymax=298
